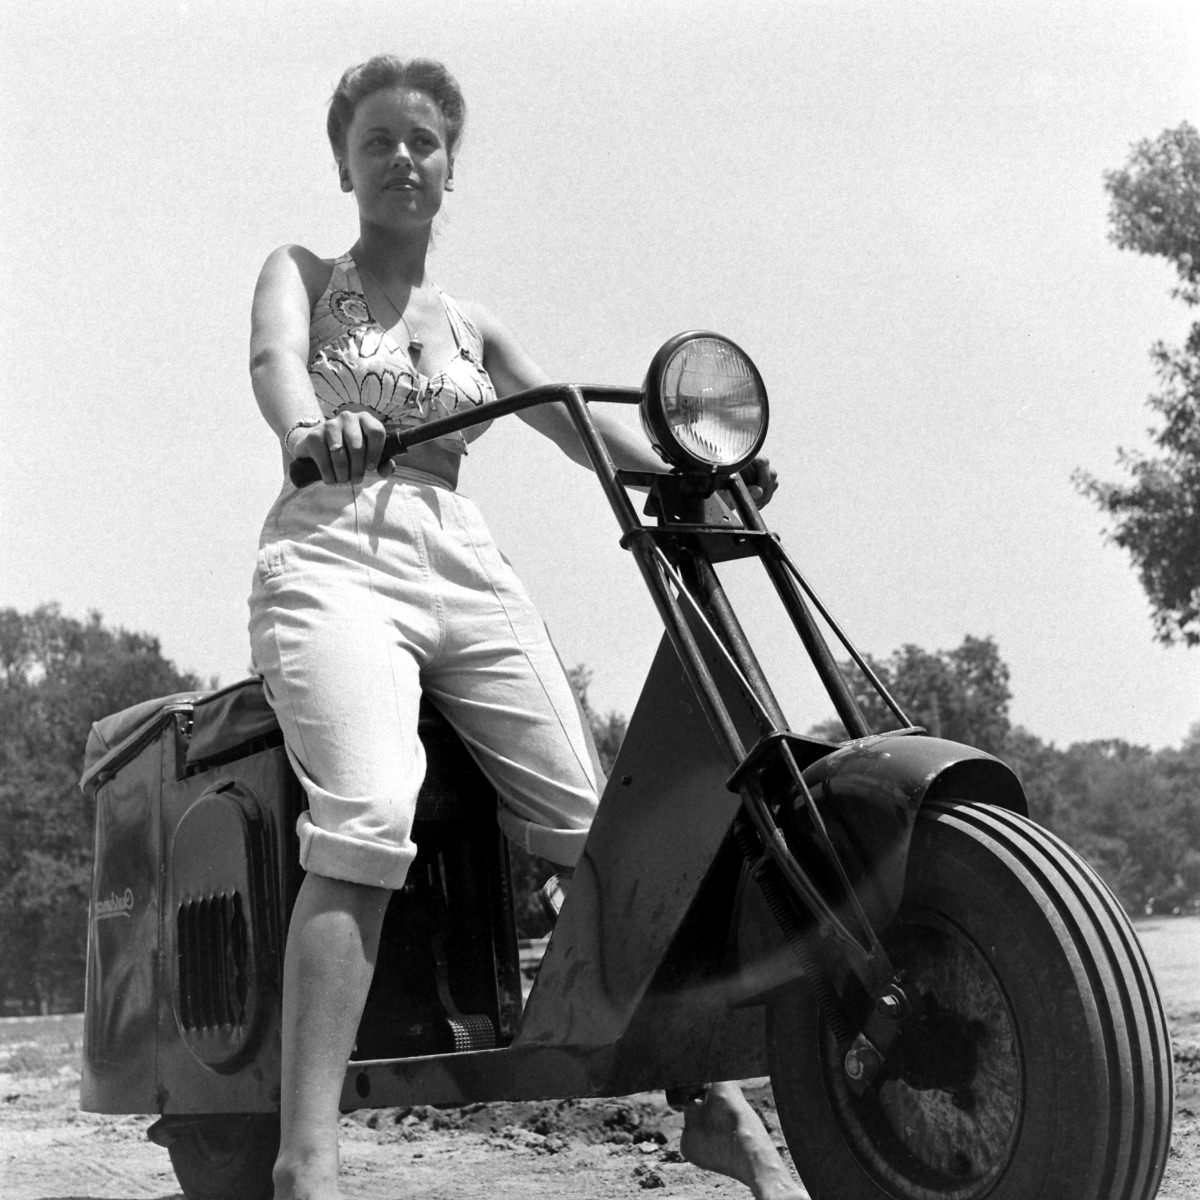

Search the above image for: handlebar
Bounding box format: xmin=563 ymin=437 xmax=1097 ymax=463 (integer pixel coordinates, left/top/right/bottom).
xmin=287 ymin=383 xmax=641 ymax=488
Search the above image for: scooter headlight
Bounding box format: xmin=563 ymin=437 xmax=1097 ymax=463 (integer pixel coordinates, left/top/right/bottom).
xmin=641 ymin=332 xmax=769 ymax=474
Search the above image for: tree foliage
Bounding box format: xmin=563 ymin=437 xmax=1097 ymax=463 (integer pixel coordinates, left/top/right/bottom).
xmin=0 ymin=605 xmax=621 ymax=999
xmin=1076 ymin=121 xmax=1200 ymax=645
xmin=2 ymin=601 xmax=1196 ymax=1008
xmin=1104 ymin=122 xmax=1200 ymax=305
xmin=815 ymin=635 xmax=1013 ymax=756
xmin=565 ymin=663 xmax=628 ymax=772
xmin=812 ymin=633 xmax=1200 ymax=914
xmin=0 ymin=605 xmax=199 ymax=1012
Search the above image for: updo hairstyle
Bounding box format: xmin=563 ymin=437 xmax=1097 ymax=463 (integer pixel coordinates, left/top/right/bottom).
xmin=326 ymin=56 xmax=467 ymax=160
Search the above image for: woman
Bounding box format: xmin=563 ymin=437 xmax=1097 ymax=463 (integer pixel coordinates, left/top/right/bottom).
xmin=248 ymin=55 xmax=798 ymax=1200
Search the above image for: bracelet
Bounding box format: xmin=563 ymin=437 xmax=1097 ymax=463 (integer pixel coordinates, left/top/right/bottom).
xmin=283 ymin=417 xmax=322 ymax=456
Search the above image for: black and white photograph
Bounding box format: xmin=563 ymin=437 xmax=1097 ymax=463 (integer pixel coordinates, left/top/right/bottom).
xmin=2 ymin=3 xmax=1197 ymax=1198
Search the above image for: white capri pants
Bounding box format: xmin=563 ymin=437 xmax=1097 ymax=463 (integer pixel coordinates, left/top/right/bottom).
xmin=247 ymin=468 xmax=602 ymax=890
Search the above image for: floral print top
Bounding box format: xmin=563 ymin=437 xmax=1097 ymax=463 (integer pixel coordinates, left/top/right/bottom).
xmin=307 ymin=253 xmax=496 ymax=456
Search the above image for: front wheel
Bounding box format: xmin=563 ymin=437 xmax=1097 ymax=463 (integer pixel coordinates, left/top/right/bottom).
xmin=767 ymin=801 xmax=1173 ymax=1200
xmin=160 ymin=1113 xmax=279 ymax=1200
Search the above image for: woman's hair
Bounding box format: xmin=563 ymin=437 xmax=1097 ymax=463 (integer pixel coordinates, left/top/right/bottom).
xmin=327 ymin=56 xmax=466 ymax=159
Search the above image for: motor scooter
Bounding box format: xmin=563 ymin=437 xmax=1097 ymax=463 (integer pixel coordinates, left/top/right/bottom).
xmin=80 ymin=332 xmax=1173 ymax=1200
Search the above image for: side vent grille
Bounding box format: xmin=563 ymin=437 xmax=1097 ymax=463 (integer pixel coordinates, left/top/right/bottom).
xmin=246 ymin=819 xmax=282 ymax=980
xmin=169 ymin=780 xmax=280 ymax=1071
xmin=176 ymin=890 xmax=249 ymax=1031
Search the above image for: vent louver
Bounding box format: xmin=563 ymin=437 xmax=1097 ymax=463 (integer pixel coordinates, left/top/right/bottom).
xmin=169 ymin=781 xmax=278 ymax=1071
xmin=176 ymin=890 xmax=249 ymax=1031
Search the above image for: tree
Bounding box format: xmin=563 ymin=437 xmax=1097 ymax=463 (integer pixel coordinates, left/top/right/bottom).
xmin=0 ymin=605 xmax=200 ymax=1012
xmin=1039 ymin=736 xmax=1200 ymax=913
xmin=812 ymin=634 xmax=1014 ymax=757
xmin=1075 ymin=121 xmax=1200 ymax=645
xmin=1002 ymin=726 xmax=1066 ymax=829
xmin=565 ymin=663 xmax=627 ymax=771
xmin=0 ymin=853 xmax=92 ymax=1014
xmin=807 ymin=633 xmax=1200 ymax=913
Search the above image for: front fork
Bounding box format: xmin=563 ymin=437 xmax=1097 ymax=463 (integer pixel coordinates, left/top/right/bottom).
xmin=561 ymin=392 xmax=925 ymax=1093
xmin=728 ymin=749 xmax=920 ymax=1096
xmin=629 ymin=472 xmax=919 ymax=1094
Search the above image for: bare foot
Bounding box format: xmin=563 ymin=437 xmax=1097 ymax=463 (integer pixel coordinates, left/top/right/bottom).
xmin=272 ymin=1152 xmax=341 ymax=1200
xmin=679 ymin=1082 xmax=809 ymax=1200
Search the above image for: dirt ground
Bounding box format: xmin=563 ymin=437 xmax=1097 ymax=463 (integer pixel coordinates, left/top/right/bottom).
xmin=2 ymin=917 xmax=1197 ymax=1200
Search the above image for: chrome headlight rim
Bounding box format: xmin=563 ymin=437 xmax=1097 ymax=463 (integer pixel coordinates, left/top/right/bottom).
xmin=641 ymin=330 xmax=769 ymax=475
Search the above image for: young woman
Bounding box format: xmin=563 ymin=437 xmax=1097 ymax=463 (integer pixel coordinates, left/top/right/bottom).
xmin=247 ymin=55 xmax=796 ymax=1200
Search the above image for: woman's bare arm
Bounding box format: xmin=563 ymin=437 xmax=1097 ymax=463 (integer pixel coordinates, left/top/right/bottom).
xmin=249 ymin=244 xmax=329 ymax=439
xmin=467 ymin=302 xmax=666 ymax=474
xmin=468 ymin=302 xmax=778 ymax=502
xmin=250 ymin=245 xmax=387 ymax=484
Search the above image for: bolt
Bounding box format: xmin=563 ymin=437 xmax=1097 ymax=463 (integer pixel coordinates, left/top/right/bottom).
xmin=876 ymin=993 xmax=904 ymax=1019
xmin=844 ymin=1042 xmax=882 ymax=1084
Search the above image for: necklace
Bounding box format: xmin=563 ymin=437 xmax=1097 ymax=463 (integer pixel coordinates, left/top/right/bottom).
xmin=355 ymin=260 xmax=424 ymax=356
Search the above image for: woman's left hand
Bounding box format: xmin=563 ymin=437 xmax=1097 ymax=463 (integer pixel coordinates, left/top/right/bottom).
xmin=743 ymin=456 xmax=779 ymax=506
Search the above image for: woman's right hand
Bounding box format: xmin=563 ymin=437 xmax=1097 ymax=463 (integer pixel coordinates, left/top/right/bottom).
xmin=287 ymin=411 xmax=393 ymax=486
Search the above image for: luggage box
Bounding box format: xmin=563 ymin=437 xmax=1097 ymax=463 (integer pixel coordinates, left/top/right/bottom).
xmin=80 ymin=677 xmax=521 ymax=1115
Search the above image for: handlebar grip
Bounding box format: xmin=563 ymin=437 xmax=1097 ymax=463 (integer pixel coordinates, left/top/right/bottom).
xmin=287 ymin=431 xmax=405 ymax=489
xmin=288 ymin=456 xmax=321 ymax=488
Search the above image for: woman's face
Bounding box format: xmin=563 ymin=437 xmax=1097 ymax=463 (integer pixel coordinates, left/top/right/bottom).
xmin=340 ymin=87 xmax=453 ymax=229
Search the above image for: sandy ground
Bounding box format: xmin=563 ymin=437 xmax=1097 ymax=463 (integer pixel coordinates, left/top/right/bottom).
xmin=1 ymin=917 xmax=1197 ymax=1200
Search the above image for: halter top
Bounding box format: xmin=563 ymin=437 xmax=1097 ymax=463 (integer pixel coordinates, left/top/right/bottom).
xmin=307 ymin=253 xmax=496 ymax=456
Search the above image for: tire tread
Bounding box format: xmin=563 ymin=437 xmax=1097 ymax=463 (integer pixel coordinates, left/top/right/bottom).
xmin=923 ymin=802 xmax=1172 ymax=1200
xmin=767 ymin=800 xmax=1173 ymax=1200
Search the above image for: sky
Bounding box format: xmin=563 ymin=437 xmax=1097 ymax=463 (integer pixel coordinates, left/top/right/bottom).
xmin=2 ymin=0 xmax=1198 ymax=750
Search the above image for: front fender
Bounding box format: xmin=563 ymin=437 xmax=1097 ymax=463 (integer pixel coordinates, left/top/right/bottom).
xmin=799 ymin=731 xmax=1027 ymax=928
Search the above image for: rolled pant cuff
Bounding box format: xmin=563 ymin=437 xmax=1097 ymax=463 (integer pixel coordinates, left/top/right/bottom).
xmin=499 ymin=810 xmax=589 ymax=868
xmin=296 ymin=812 xmax=416 ymax=890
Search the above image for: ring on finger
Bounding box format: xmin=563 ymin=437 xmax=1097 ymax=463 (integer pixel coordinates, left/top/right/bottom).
xmin=327 ymin=443 xmax=345 ymax=454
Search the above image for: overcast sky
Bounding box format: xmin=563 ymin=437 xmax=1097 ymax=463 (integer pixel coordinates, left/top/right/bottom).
xmin=2 ymin=0 xmax=1198 ymax=748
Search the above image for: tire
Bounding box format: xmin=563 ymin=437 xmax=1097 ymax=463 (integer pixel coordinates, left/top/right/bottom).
xmin=766 ymin=801 xmax=1173 ymax=1200
xmin=165 ymin=1114 xmax=279 ymax=1200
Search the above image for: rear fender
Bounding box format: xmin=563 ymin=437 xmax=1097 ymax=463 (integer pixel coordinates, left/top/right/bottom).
xmin=799 ymin=732 xmax=1027 ymax=929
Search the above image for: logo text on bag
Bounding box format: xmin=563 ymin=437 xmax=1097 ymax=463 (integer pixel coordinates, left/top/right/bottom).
xmin=94 ymin=889 xmax=135 ymax=921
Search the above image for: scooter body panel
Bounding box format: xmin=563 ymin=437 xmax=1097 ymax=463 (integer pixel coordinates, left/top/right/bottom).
xmin=343 ymin=633 xmax=772 ymax=1109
